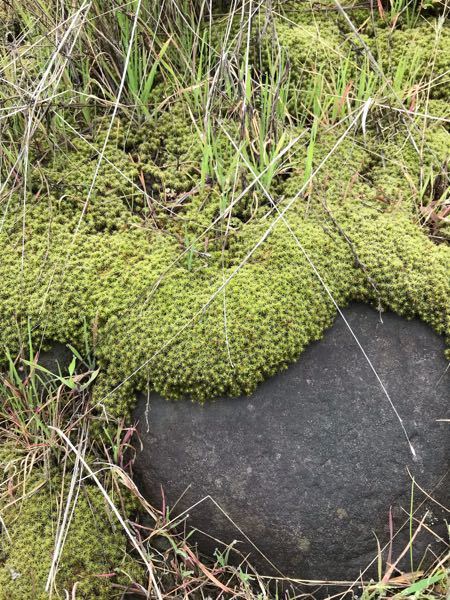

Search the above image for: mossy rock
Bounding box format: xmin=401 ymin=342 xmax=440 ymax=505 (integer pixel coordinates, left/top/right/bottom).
xmin=0 ymin=7 xmax=449 ymax=593
xmin=132 ymin=304 xmax=449 ymax=581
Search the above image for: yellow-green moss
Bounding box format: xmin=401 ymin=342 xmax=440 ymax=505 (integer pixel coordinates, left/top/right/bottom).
xmin=1 ymin=122 xmax=449 ymax=419
xmin=0 ymin=14 xmax=448 ymax=420
xmin=0 ymin=450 xmax=143 ymax=599
xmin=275 ymin=12 xmax=450 ymax=105
xmin=372 ymin=24 xmax=450 ymax=100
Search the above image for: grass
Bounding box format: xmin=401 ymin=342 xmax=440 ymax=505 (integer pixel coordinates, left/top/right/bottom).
xmin=0 ymin=0 xmax=448 ymax=597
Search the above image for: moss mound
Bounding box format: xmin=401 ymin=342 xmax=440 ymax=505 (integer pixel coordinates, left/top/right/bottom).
xmin=0 ymin=448 xmax=142 ymax=599
xmin=1 ymin=123 xmax=449 ymax=419
xmin=0 ymin=10 xmax=448 ymax=417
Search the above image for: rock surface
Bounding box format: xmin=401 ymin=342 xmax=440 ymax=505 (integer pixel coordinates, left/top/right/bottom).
xmin=132 ymin=304 xmax=449 ymax=581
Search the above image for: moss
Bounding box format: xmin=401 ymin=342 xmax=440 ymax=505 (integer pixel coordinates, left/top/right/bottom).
xmin=372 ymin=23 xmax=450 ymax=101
xmin=1 ymin=123 xmax=448 ymax=420
xmin=275 ymin=20 xmax=344 ymax=80
xmin=276 ymin=13 xmax=450 ymax=105
xmin=1 ymin=119 xmax=449 ymax=419
xmin=0 ymin=13 xmax=448 ymax=419
xmin=0 ymin=449 xmax=143 ymax=599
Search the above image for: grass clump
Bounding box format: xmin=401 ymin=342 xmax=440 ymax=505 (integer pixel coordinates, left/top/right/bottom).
xmin=0 ymin=353 xmax=145 ymax=599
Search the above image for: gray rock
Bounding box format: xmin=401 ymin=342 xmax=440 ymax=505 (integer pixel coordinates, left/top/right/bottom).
xmin=13 ymin=342 xmax=74 ymax=386
xmin=132 ymin=304 xmax=449 ymax=582
xmin=38 ymin=342 xmax=74 ymax=376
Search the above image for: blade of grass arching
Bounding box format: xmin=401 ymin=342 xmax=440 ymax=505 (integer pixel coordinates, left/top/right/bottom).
xmin=398 ymin=571 xmax=445 ymax=596
xmin=219 ymin=104 xmax=418 ymax=461
xmin=142 ymin=37 xmax=172 ymax=106
xmin=45 ymin=433 xmax=85 ymax=594
xmin=374 ymin=533 xmax=383 ymax=582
